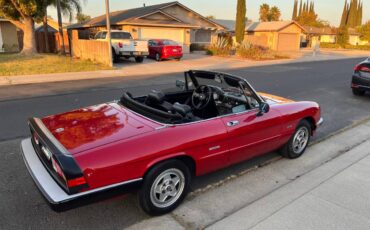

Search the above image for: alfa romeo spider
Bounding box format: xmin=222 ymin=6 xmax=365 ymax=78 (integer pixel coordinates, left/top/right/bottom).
xmin=21 ymin=70 xmax=323 ymax=215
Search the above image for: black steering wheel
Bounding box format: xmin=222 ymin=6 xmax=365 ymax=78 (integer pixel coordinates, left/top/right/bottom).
xmin=192 ymin=85 xmax=212 ymax=110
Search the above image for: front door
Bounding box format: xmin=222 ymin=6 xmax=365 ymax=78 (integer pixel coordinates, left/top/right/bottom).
xmin=222 ymin=108 xmax=283 ymax=165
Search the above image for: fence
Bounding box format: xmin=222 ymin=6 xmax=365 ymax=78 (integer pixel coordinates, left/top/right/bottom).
xmin=35 ymin=31 xmax=70 ymax=54
xmin=70 ymin=30 xmax=110 ymax=66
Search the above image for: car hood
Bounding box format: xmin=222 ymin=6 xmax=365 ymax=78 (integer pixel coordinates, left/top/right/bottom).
xmin=258 ymin=92 xmax=295 ymax=104
xmin=41 ymin=103 xmax=154 ymax=154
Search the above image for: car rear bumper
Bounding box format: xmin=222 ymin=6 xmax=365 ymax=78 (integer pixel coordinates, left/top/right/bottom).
xmin=352 ymin=75 xmax=370 ymax=91
xmin=21 ymin=138 xmax=142 ymax=211
xmin=162 ymin=54 xmax=183 ymax=59
xmin=119 ymin=51 xmax=149 ymax=56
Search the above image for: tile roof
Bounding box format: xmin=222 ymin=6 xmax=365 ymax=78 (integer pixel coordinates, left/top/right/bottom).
xmin=303 ymin=26 xmax=337 ymax=35
xmin=246 ymin=21 xmax=305 ymax=32
xmin=68 ymin=2 xmax=178 ymax=29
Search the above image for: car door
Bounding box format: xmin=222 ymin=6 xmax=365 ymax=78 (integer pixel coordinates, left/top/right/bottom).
xmin=222 ymin=107 xmax=283 ymax=165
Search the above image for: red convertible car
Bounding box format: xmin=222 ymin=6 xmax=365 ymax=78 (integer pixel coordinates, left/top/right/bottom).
xmin=21 ymin=70 xmax=322 ymax=215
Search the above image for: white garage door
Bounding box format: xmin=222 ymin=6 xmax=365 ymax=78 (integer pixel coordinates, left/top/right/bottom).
xmin=139 ymin=28 xmax=185 ymax=45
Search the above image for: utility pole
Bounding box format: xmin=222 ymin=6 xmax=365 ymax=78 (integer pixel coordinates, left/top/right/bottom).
xmin=105 ymin=0 xmax=113 ymax=67
xmin=56 ymin=0 xmax=66 ymax=55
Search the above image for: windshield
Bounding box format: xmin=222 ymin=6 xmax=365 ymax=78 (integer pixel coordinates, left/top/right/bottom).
xmin=162 ymin=40 xmax=178 ymax=46
xmin=187 ymin=71 xmax=242 ymax=92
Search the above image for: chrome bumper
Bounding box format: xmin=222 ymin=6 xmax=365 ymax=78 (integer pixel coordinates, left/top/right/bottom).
xmin=316 ymin=117 xmax=324 ymax=127
xmin=21 ymin=138 xmax=142 ymax=210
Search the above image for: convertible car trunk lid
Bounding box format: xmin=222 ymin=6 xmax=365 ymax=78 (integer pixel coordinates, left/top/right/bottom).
xmin=41 ymin=103 xmax=155 ymax=154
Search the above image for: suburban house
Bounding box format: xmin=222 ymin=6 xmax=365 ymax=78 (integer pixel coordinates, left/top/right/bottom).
xmin=0 ymin=18 xmax=19 ymax=52
xmin=348 ymin=28 xmax=368 ymax=46
xmin=244 ymin=21 xmax=305 ymax=51
xmin=213 ymin=20 xmax=305 ymax=51
xmin=302 ymin=26 xmax=337 ymax=47
xmin=68 ymin=1 xmax=225 ymax=53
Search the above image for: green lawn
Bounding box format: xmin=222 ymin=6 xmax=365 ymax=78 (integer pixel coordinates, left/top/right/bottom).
xmin=0 ymin=53 xmax=112 ymax=76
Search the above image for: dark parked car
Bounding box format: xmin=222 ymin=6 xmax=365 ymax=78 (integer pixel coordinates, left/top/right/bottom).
xmin=352 ymin=57 xmax=370 ymax=96
xmin=148 ymin=39 xmax=183 ymax=61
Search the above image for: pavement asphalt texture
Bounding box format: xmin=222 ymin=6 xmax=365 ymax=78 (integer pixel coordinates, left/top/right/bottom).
xmin=0 ymin=57 xmax=370 ymax=229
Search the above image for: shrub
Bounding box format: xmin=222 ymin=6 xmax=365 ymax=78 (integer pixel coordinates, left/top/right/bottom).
xmin=206 ymin=37 xmax=232 ymax=56
xmin=344 ymin=44 xmax=370 ymax=50
xmin=320 ymin=43 xmax=341 ymax=49
xmin=236 ymin=42 xmax=289 ymax=60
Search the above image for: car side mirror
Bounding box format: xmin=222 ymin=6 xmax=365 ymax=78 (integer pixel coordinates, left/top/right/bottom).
xmin=257 ymin=102 xmax=270 ymax=117
xmin=176 ymin=80 xmax=186 ymax=90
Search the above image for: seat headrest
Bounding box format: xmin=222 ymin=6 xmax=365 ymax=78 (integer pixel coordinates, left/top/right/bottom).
xmin=172 ymin=103 xmax=192 ymax=116
xmin=147 ymin=90 xmax=165 ymax=104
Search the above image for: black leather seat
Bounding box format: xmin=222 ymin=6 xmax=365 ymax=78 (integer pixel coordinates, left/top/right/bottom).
xmin=172 ymin=103 xmax=201 ymax=122
xmin=145 ymin=90 xmax=173 ymax=113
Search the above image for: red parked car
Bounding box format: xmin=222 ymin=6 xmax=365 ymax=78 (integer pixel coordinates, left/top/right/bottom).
xmin=21 ymin=70 xmax=322 ymax=215
xmin=148 ymin=39 xmax=183 ymax=61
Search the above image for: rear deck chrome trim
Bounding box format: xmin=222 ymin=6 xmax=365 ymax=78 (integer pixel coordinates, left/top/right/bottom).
xmin=21 ymin=138 xmax=142 ymax=204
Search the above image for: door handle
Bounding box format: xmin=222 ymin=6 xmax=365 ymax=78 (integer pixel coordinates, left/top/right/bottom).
xmin=227 ymin=120 xmax=240 ymax=127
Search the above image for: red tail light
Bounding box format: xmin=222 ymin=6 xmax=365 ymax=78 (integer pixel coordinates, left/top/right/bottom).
xmin=118 ymin=42 xmax=123 ymax=48
xmin=354 ymin=64 xmax=361 ymax=71
xmin=67 ymin=177 xmax=87 ymax=188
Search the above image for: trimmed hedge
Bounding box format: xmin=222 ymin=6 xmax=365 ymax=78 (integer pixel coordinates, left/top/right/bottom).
xmin=320 ymin=43 xmax=341 ymax=49
xmin=344 ymin=44 xmax=370 ymax=50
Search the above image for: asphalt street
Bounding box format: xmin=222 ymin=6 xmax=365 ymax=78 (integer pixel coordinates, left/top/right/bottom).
xmin=1 ymin=57 xmax=370 ymax=230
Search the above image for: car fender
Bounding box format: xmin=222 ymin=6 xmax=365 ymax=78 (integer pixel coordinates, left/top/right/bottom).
xmin=144 ymin=152 xmax=194 ymax=174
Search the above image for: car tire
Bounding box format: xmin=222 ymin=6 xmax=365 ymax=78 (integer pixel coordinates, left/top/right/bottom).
xmin=135 ymin=56 xmax=144 ymax=63
xmin=176 ymin=58 xmax=181 ymax=61
xmin=155 ymin=53 xmax=161 ymax=62
xmin=352 ymin=88 xmax=365 ymax=96
xmin=112 ymin=48 xmax=118 ymax=63
xmin=138 ymin=159 xmax=191 ymax=216
xmin=279 ymin=119 xmax=311 ymax=159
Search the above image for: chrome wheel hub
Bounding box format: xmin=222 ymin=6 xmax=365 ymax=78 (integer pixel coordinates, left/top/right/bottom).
xmin=150 ymin=168 xmax=185 ymax=208
xmin=292 ymin=127 xmax=309 ymax=154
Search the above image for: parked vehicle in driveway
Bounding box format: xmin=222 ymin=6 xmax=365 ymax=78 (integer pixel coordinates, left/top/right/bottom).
xmin=21 ymin=70 xmax=323 ymax=215
xmin=148 ymin=39 xmax=183 ymax=61
xmin=94 ymin=30 xmax=148 ymax=63
xmin=352 ymin=57 xmax=370 ymax=96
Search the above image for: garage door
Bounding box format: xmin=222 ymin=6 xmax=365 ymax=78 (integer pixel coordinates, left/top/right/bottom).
xmin=277 ymin=33 xmax=299 ymax=51
xmin=139 ymin=28 xmax=185 ymax=45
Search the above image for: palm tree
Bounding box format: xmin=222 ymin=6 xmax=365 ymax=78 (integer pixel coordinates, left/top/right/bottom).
xmin=41 ymin=0 xmax=82 ymax=53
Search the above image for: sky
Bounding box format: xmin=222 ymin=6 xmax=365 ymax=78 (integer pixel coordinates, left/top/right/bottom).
xmin=49 ymin=0 xmax=370 ymax=27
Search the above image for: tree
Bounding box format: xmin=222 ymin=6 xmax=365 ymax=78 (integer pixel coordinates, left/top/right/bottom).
xmin=340 ymin=0 xmax=363 ymax=28
xmin=337 ymin=25 xmax=349 ymax=47
xmin=358 ymin=21 xmax=370 ymax=41
xmin=259 ymin=4 xmax=270 ymax=22
xmin=0 ymin=0 xmax=44 ymax=54
xmin=292 ymin=0 xmax=298 ymax=20
xmin=270 ymin=6 xmax=281 ymax=21
xmin=41 ymin=0 xmax=81 ymax=54
xmin=340 ymin=1 xmax=349 ymax=27
xmin=259 ymin=4 xmax=281 ymax=22
xmin=76 ymin=12 xmax=91 ymax=23
xmin=235 ymin=0 xmax=246 ymax=44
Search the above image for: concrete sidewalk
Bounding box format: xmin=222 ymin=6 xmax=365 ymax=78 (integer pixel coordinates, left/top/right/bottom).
xmin=0 ymin=49 xmax=368 ymax=86
xmin=127 ymin=119 xmax=370 ymax=230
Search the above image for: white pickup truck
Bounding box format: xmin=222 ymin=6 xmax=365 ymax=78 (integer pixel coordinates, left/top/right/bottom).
xmin=94 ymin=30 xmax=149 ymax=63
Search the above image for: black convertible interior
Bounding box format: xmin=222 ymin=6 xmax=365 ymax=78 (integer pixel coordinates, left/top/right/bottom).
xmin=120 ymin=70 xmax=261 ymax=124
